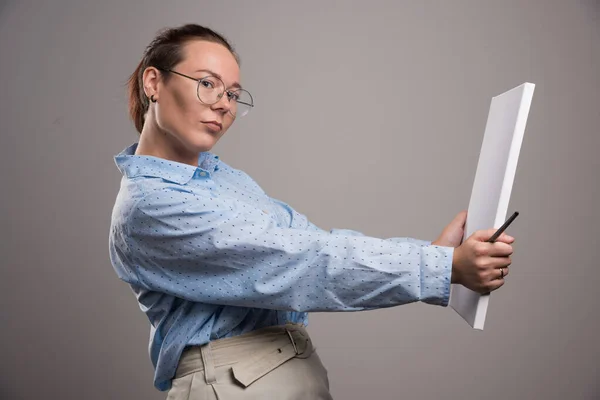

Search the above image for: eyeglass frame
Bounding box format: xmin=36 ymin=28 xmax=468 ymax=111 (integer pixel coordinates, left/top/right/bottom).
xmin=155 ymin=66 xmax=254 ymax=117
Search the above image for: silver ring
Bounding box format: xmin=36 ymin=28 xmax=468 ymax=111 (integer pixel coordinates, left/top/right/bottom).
xmin=500 ymin=268 xmax=504 ymax=279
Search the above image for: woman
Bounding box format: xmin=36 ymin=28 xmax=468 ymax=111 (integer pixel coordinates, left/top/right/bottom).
xmin=108 ymin=24 xmax=514 ymax=399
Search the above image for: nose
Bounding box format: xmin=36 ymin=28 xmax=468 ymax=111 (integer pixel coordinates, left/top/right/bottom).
xmin=210 ymin=92 xmax=233 ymax=115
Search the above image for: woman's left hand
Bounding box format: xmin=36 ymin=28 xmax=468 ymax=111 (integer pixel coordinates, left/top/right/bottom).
xmin=432 ymin=210 xmax=467 ymax=248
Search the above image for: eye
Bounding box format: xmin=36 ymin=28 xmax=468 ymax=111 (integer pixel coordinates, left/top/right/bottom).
xmin=227 ymin=91 xmax=240 ymax=101
xmin=200 ymin=79 xmax=215 ymax=89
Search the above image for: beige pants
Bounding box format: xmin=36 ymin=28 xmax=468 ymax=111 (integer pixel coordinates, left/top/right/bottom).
xmin=166 ymin=323 xmax=333 ymax=400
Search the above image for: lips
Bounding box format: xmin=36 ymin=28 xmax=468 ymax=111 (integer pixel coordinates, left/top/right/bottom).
xmin=201 ymin=121 xmax=222 ymax=131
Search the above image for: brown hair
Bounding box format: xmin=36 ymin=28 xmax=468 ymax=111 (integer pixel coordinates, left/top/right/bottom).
xmin=127 ymin=24 xmax=239 ymax=133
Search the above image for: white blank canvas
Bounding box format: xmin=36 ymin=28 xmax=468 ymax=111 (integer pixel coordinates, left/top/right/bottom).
xmin=449 ymin=82 xmax=535 ymax=330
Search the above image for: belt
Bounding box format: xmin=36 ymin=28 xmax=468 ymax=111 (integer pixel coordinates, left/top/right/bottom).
xmin=174 ymin=323 xmax=314 ymax=388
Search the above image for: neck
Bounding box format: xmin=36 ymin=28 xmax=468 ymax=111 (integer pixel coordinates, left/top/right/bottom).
xmin=135 ymin=118 xmax=200 ymax=167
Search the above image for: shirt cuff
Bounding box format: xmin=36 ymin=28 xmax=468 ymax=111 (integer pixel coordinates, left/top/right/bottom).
xmin=418 ymin=244 xmax=454 ymax=307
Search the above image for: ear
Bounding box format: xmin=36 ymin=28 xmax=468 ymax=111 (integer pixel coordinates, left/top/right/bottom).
xmin=142 ymin=66 xmax=162 ymax=99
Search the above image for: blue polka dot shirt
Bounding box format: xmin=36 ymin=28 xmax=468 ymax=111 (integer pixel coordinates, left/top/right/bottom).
xmin=108 ymin=142 xmax=453 ymax=391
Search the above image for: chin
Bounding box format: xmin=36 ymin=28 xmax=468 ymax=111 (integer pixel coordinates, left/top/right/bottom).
xmin=188 ymin=130 xmax=219 ymax=152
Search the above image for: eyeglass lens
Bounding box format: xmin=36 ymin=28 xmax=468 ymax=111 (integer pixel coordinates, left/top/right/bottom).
xmin=197 ymin=76 xmax=253 ymax=117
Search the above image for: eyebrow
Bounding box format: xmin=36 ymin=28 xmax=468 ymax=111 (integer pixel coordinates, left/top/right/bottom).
xmin=195 ymin=69 xmax=242 ymax=90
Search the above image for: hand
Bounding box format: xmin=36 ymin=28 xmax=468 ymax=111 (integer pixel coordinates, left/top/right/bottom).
xmin=432 ymin=210 xmax=467 ymax=248
xmin=451 ymin=229 xmax=515 ymax=294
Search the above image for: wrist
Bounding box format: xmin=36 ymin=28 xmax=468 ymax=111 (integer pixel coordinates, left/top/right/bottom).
xmin=450 ymin=248 xmax=460 ymax=284
xmin=451 ymin=269 xmax=459 ymax=284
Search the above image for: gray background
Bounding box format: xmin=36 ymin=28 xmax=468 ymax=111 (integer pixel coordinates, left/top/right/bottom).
xmin=1 ymin=0 xmax=598 ymax=399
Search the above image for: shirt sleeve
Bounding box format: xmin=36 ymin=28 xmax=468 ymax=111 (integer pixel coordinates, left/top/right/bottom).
xmin=269 ymin=197 xmax=433 ymax=247
xmin=118 ymin=186 xmax=453 ymax=312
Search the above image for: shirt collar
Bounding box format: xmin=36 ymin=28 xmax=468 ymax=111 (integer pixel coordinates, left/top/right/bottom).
xmin=114 ymin=142 xmax=221 ymax=185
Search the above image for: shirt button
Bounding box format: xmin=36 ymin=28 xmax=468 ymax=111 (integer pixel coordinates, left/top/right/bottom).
xmin=199 ymin=171 xmax=207 ymax=177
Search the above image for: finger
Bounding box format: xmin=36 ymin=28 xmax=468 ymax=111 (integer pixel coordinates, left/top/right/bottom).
xmin=474 ymin=229 xmax=514 ymax=243
xmin=495 ymin=266 xmax=509 ymax=279
xmin=488 ymin=279 xmax=505 ymax=292
xmin=496 ymin=233 xmax=515 ymax=244
xmin=473 ymin=242 xmax=512 ymax=258
xmin=489 ymin=242 xmax=513 ymax=257
xmin=474 ymin=229 xmax=500 ymax=241
xmin=483 ymin=265 xmax=509 ymax=281
xmin=454 ymin=210 xmax=467 ymax=225
xmin=479 ymin=279 xmax=504 ymax=294
xmin=491 ymin=256 xmax=512 ymax=269
xmin=449 ymin=211 xmax=467 ymax=230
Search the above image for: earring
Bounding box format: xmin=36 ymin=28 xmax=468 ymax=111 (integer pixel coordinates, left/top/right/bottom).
xmin=150 ymin=94 xmax=157 ymax=103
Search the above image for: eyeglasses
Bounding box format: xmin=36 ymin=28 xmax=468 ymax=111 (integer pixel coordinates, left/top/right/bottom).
xmin=157 ymin=67 xmax=254 ymax=117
